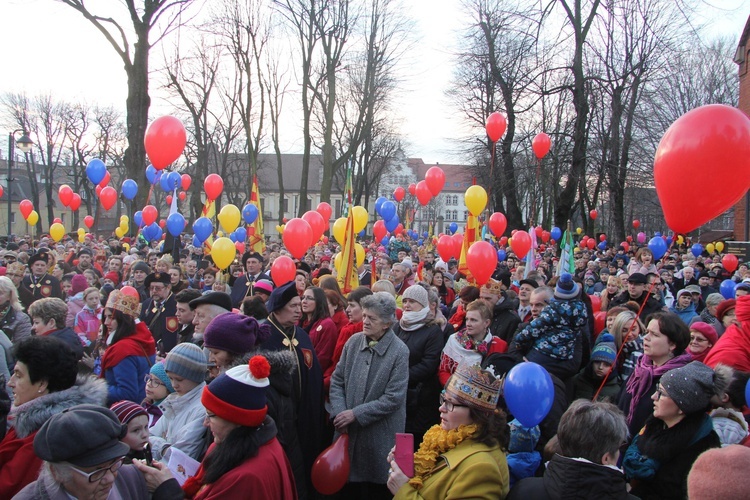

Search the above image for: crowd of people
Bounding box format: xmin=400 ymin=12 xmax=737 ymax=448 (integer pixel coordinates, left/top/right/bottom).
xmin=0 ymin=231 xmax=749 ymax=498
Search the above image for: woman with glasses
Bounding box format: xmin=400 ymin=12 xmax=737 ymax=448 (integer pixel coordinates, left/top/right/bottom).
xmin=623 ymin=362 xmax=724 ymax=499
xmin=387 ymin=363 xmax=509 ymax=499
xmin=298 ymin=286 xmax=338 ymax=374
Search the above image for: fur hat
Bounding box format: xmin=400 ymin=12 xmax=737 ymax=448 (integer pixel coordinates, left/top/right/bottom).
xmin=402 ymin=285 xmax=429 ymax=309
xmin=201 ymin=356 xmax=271 ymax=427
xmin=105 ymin=289 xmax=141 ymax=318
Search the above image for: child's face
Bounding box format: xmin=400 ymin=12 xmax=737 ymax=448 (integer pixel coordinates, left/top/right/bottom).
xmin=592 ymin=361 xmax=612 ymax=379
xmin=122 ymin=415 xmax=149 ymax=451
xmin=62 ymin=281 xmax=72 ymax=296
xmin=103 ymin=278 xmax=115 ymax=288
xmin=85 ymin=293 xmax=100 ymax=309
xmin=144 ymin=374 xmax=170 ymax=402
xmin=204 ymin=275 xmax=215 ymax=286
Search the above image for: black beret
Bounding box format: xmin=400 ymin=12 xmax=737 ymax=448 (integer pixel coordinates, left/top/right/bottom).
xmin=266 ymin=281 xmax=299 ymax=313
xmin=296 ymin=261 xmax=312 ymax=274
xmin=144 ymin=272 xmax=171 ymax=288
xmin=518 ymin=279 xmax=539 ymax=289
xmin=28 ymin=253 xmax=48 ymax=266
xmin=78 ymin=248 xmax=93 ymax=257
xmin=242 ymin=252 xmax=264 ymax=267
xmin=493 ymin=271 xmax=512 ymax=288
xmin=189 ymin=291 xmax=232 ymax=312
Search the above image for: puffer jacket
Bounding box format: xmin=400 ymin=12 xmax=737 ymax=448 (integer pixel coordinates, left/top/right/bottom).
xmin=511 ymin=299 xmax=587 ymax=360
xmin=0 ymin=307 xmax=32 ymax=344
xmin=149 ymin=381 xmax=208 ymax=462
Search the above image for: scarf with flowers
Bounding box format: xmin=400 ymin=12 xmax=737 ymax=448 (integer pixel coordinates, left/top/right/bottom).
xmin=454 ymin=327 xmax=490 ymax=355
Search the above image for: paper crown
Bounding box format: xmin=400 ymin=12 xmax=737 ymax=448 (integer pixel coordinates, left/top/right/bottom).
xmin=481 ymin=278 xmax=503 ymax=296
xmin=105 ymin=289 xmax=142 ymax=318
xmin=446 ymin=364 xmax=502 ymax=412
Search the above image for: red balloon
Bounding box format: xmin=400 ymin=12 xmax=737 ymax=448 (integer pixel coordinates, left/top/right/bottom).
xmin=58 ymin=185 xmax=73 ymax=207
xmin=181 ymin=174 xmax=192 ymax=191
xmin=0 ymin=185 xmax=4 ymax=198
xmin=53 ymin=217 xmax=62 ymax=224
xmin=98 ymin=171 xmax=111 ymax=188
xmin=271 ymin=255 xmax=296 ymax=287
xmin=626 ymin=235 xmax=633 ymax=243
xmin=70 ymin=193 xmax=81 ymax=211
xmin=19 ymin=199 xmax=33 ymax=219
xmin=436 ymin=235 xmax=455 ymax=262
xmin=373 ymin=220 xmax=387 ymax=242
xmin=587 ymin=238 xmax=596 ymax=250
xmin=485 ymin=112 xmax=507 ymax=142
xmin=159 ymin=219 xmax=166 ymax=229
xmin=166 ymin=195 xmax=173 ymax=205
xmin=302 ymin=210 xmax=326 ymax=243
xmin=633 ymin=219 xmax=640 ymax=229
xmin=283 ymin=218 xmax=313 ymax=259
xmin=532 ymin=132 xmax=551 ymax=159
xmin=408 ymin=183 xmax=416 ymax=196
xmin=120 ymin=286 xmax=139 ymax=299
xmin=144 ymin=116 xmax=187 ymax=170
xmin=620 ymin=241 xmax=630 ymax=252
xmin=415 ymin=180 xmax=431 ymax=206
xmin=511 ymin=229 xmax=518 ymax=236
xmin=452 ymin=234 xmax=464 ymax=258
xmin=235 ymin=241 xmax=245 ymax=254
xmin=424 ymin=167 xmax=445 ymax=196
xmin=589 ymin=294 xmax=601 ymax=313
xmin=599 ymin=234 xmax=606 ymax=242
xmin=282 ymin=217 xmax=288 ymax=224
xmin=84 ymin=215 xmax=94 ymax=229
xmin=178 ymin=191 xmax=186 ymax=201
xmin=488 ymin=212 xmax=507 ymax=236
xmin=394 ymin=223 xmax=404 ymax=236
xmin=499 ymin=236 xmax=508 ymax=246
xmin=510 ymin=230 xmax=532 ymax=259
xmin=204 ymin=174 xmax=224 ymax=201
xmin=393 ymin=186 xmax=405 ymax=202
xmin=722 ymin=254 xmax=739 ymax=273
xmin=534 ymin=226 xmax=543 ymax=238
xmin=312 ymin=434 xmax=350 ymax=495
xmin=579 ymin=240 xmax=587 ymax=250
xmin=95 ymin=185 xmax=103 ymax=196
xmin=593 ymin=311 xmax=607 ymax=339
xmin=541 ymin=231 xmax=550 ymax=243
xmin=316 ymin=202 xmax=332 ymax=221
xmin=467 ymin=241 xmax=498 ymax=286
xmin=655 ymin=105 xmax=750 ymax=234
xmin=142 ymin=205 xmax=158 ymax=226
xmin=589 ymin=209 xmax=598 ymax=220
xmin=99 ymin=186 xmax=117 ymax=211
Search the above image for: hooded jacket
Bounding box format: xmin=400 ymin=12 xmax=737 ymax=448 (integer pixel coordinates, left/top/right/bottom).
xmin=0 ymin=376 xmax=107 ymax=498
xmin=490 ymin=292 xmax=521 ymax=343
xmin=149 ymin=381 xmax=208 ymax=462
xmin=102 ymin=321 xmax=157 ymax=405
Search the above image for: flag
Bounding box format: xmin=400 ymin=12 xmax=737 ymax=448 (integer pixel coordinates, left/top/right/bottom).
xmin=557 ymin=229 xmax=576 ymax=276
xmin=458 ymin=214 xmax=479 ymax=282
xmin=524 ymin=226 xmax=537 ymax=278
xmin=337 ymin=162 xmax=358 ymax=293
xmin=248 ymin=175 xmax=265 ymax=254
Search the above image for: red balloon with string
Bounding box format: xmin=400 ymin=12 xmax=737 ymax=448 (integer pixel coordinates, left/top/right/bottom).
xmin=485 ymin=112 xmax=507 ymax=142
xmin=532 ymin=133 xmax=551 ymax=159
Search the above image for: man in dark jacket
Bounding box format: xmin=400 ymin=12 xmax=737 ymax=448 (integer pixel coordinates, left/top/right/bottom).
xmin=508 ymin=399 xmax=638 ymax=500
xmin=608 ymin=273 xmax=664 ymax=321
xmin=230 ymin=252 xmax=270 ymax=308
xmin=480 ymin=278 xmax=521 ymax=343
xmin=139 ymin=272 xmax=178 ymax=355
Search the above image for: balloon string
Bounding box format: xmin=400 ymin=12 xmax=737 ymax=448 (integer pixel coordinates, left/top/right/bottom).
xmin=488 ymin=142 xmax=496 ymax=213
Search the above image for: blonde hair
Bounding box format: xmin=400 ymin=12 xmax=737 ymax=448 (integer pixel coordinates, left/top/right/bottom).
xmin=610 ymin=311 xmax=645 ymax=350
xmin=82 ymin=287 xmax=100 ymax=301
xmin=0 ymin=276 xmax=22 ymax=311
xmin=371 ymin=279 xmax=396 ymax=297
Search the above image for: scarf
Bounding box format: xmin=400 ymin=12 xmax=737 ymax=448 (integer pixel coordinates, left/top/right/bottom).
xmin=400 ymin=308 xmax=430 ymax=331
xmin=454 ymin=328 xmax=491 ymax=355
xmin=448 ymin=304 xmax=466 ymax=330
xmin=408 ymin=423 xmax=478 ymax=490
xmin=100 ymin=322 xmax=156 ymax=374
xmin=624 ymin=352 xmax=692 ymax=425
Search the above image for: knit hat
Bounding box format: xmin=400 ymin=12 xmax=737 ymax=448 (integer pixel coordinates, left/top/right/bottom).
xmin=402 ymin=285 xmax=429 ymax=309
xmin=164 ymin=343 xmax=207 ymax=384
xmin=202 ymin=355 xmax=271 ymax=427
xmin=204 ymin=312 xmax=269 ymax=355
xmin=555 ymin=273 xmax=579 ymax=300
xmin=132 ymin=261 xmax=150 ymax=274
xmin=105 ymin=289 xmax=141 ymax=318
xmin=676 ymin=288 xmax=692 ymax=300
xmin=71 ymin=274 xmax=88 ymax=295
xmin=104 ymin=271 xmax=120 ymax=285
xmin=445 ymin=363 xmax=502 ymax=412
xmin=687 ymin=445 xmax=750 ymax=499
xmin=110 ymin=400 xmax=147 ymax=425
xmin=716 ymin=299 xmax=737 ymax=322
xmin=150 ymin=361 xmax=175 ymax=393
xmin=660 ymin=361 xmax=716 ymax=414
xmin=690 ymin=321 xmax=719 ymax=346
xmin=254 ymin=279 xmax=274 ymax=295
xmin=590 ymin=341 xmax=617 ymax=365
xmin=266 ymin=281 xmax=299 ymax=313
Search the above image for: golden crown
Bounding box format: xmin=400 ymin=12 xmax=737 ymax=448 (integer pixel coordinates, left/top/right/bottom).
xmin=481 ymin=278 xmax=503 ymax=296
xmin=105 ymin=289 xmax=142 ymax=318
xmin=446 ymin=364 xmax=502 ymax=412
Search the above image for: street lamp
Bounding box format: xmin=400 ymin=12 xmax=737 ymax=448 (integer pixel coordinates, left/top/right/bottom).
xmin=7 ymin=130 xmax=34 ymax=240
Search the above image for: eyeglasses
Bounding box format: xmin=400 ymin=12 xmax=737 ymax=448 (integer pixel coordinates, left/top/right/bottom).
xmin=654 ymin=386 xmax=671 ymax=401
xmin=690 ymin=335 xmax=709 ymax=343
xmin=70 ymin=457 xmax=125 ymax=483
xmin=150 ymin=285 xmax=165 ymax=292
xmin=144 ymin=375 xmax=164 ymax=387
xmin=439 ymin=392 xmax=467 ymax=412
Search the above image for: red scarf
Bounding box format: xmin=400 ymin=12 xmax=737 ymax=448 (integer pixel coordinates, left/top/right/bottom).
xmin=100 ymin=321 xmax=156 ymax=374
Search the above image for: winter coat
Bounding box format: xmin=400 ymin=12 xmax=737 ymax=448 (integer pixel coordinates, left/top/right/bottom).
xmin=65 ymin=294 xmax=85 ymax=328
xmin=571 ymin=364 xmax=621 ymax=403
xmin=508 ymin=454 xmax=637 ymax=500
xmin=0 ymin=307 xmax=32 ymax=344
xmin=710 ymin=407 xmax=749 ymax=446
xmin=103 ymin=321 xmax=156 ymax=405
xmin=704 ymin=322 xmax=750 ymax=372
xmin=329 ymin=330 xmax=409 ymax=483
xmin=302 ymin=317 xmax=337 ymax=375
xmin=393 ymin=439 xmax=509 ymax=500
xmin=438 ymin=330 xmax=506 ymax=386
xmin=324 ymin=320 xmax=362 ymax=392
xmin=669 ymin=301 xmax=699 ymax=326
xmin=490 ymin=293 xmax=521 ymax=343
xmin=74 ymin=305 xmax=102 ymax=343
xmin=511 ymin=299 xmax=588 ymax=361
xmin=609 ymin=291 xmax=663 ymax=321
xmin=14 ymin=463 xmax=150 ymax=500
xmin=149 ymin=381 xmax=208 ymax=462
xmin=0 ymin=376 xmax=107 ymax=498
xmin=41 ymin=327 xmax=84 ymax=360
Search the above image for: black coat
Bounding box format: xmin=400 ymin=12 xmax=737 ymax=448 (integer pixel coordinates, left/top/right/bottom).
xmin=230 ymin=272 xmax=271 ymax=308
xmin=20 ymin=273 xmax=62 ymax=308
xmin=609 ymin=290 xmax=663 ymax=322
xmin=140 ymin=293 xmax=178 ymax=354
xmin=490 ymin=293 xmax=521 ymax=343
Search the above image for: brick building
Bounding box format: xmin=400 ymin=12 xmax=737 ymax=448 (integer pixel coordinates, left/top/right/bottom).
xmin=733 ymin=15 xmax=750 ymax=240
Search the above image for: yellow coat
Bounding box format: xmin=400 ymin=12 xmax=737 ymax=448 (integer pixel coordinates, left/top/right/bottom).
xmin=394 ymin=439 xmax=509 ymax=500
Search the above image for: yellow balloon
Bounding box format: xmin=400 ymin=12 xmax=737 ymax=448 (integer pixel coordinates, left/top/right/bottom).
xmin=352 ymin=206 xmax=368 ymax=233
xmin=78 ymin=233 xmax=85 ymax=243
xmin=716 ymin=241 xmax=724 ymax=252
xmin=508 ymin=237 xmax=513 ymax=247
xmin=706 ymin=243 xmax=715 ymax=254
xmin=211 ymin=237 xmax=236 ymax=270
xmin=217 ymin=231 xmax=224 ymax=237
xmin=26 ymin=210 xmax=39 ymax=226
xmin=218 ymin=204 xmax=241 ymax=233
xmin=120 ymin=215 xmax=129 ymax=223
xmin=276 ymin=225 xmax=285 ymax=234
xmin=50 ymin=222 xmax=65 ymax=242
xmin=119 ymin=221 xmax=128 ymax=232
xmin=115 ymin=227 xmax=124 ymax=238
xmin=334 ymin=252 xmax=342 ymax=270
xmin=122 ymin=243 xmax=130 ymax=252
xmin=464 ymin=185 xmax=488 ymax=216
xmin=333 ymin=217 xmax=347 ymax=244
xmin=355 ymin=243 xmax=365 ymax=267
xmin=77 ymin=228 xmax=85 ymax=236
xmin=576 ymin=227 xmax=583 ymax=235
xmin=677 ymin=235 xmax=684 ymax=245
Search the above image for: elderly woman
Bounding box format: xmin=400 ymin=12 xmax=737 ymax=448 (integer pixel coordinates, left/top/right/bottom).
xmin=699 ymin=292 xmax=725 ymax=336
xmin=203 ymin=312 xmax=270 ymax=372
xmin=387 ymin=363 xmax=509 ymax=499
xmin=0 ymin=276 xmax=32 ymax=344
xmin=0 ymin=337 xmax=107 ymax=497
xmin=687 ymin=322 xmax=718 ymax=363
xmin=623 ymin=362 xmax=724 ymax=499
xmin=330 ymin=292 xmax=409 ymax=498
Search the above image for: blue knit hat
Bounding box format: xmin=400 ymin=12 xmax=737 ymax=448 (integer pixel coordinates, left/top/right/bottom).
xmin=164 ymin=343 xmax=207 ymax=384
xmin=591 ymin=342 xmax=616 ymax=365
xmin=555 ymin=273 xmax=579 ymax=300
xmin=150 ymin=360 xmax=175 ymax=393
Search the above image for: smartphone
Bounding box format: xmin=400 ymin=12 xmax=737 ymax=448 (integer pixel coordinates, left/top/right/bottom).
xmin=144 ymin=443 xmax=153 ymax=466
xmin=394 ymin=433 xmax=414 ymax=477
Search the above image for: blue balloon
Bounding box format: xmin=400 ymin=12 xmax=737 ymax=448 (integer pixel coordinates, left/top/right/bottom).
xmin=166 ymin=213 xmax=185 ymax=237
xmin=160 ymin=172 xmax=173 ymax=192
xmin=242 ymin=204 xmax=258 ymax=224
xmin=598 ymin=240 xmax=607 ymax=250
xmin=654 ymin=232 xmax=662 ymax=237
xmin=380 ymin=236 xmax=389 ymax=246
xmin=449 ymin=222 xmax=458 ymax=234
xmin=133 ymin=211 xmax=143 ymax=228
xmin=720 ymin=279 xmax=737 ymax=299
xmin=234 ymin=227 xmax=247 ymax=242
xmin=192 ymin=235 xmax=202 ymax=247
xmin=422 ymin=231 xmax=428 ymax=238
xmin=745 ymin=378 xmax=750 ymax=409
xmin=86 ymin=159 xmax=107 ymax=185
xmin=666 ymin=236 xmax=673 ymax=246
xmin=691 ymin=243 xmax=703 ymax=257
xmin=503 ymin=362 xmax=555 ymax=428
xmin=168 ymin=172 xmax=182 ymax=191
xmin=497 ymin=249 xmax=507 ymax=262
xmin=418 ymin=239 xmax=423 ymax=245
xmin=648 ymin=236 xmax=668 ymax=260
xmin=375 ymin=197 xmax=387 ymax=216
xmin=193 ymin=217 xmax=213 ymax=242
xmin=550 ymin=227 xmax=562 ymax=241
xmin=145 ymin=165 xmax=158 ymax=185
xmin=229 ymin=232 xmax=238 ymax=242
xmin=144 ymin=222 xmax=161 ymax=242
xmin=385 ymin=216 xmax=399 ymax=233
xmin=121 ymin=179 xmax=138 ymax=200
xmin=380 ymin=201 xmax=396 ymax=221
xmin=359 ymin=230 xmax=366 ymax=238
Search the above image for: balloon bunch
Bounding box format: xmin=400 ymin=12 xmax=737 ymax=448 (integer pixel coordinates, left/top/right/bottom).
xmin=374 ymin=198 xmax=399 ymax=246
xmin=58 ymin=185 xmax=82 ymax=211
xmin=114 ymin=216 xmax=130 ymax=238
xmin=19 ymin=199 xmax=39 ymax=226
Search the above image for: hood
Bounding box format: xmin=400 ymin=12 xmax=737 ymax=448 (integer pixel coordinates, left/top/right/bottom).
xmin=250 ymin=348 xmax=296 ymax=397
xmin=543 ymin=455 xmax=631 ymax=499
xmin=11 ymin=375 xmax=108 ymax=438
xmin=493 ymin=293 xmax=518 ymax=314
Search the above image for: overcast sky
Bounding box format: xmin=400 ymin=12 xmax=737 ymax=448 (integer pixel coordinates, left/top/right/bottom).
xmin=1 ymin=0 xmax=748 ymax=164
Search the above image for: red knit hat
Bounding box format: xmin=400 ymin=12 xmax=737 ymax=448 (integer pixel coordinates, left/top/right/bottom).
xmin=688 ymin=445 xmax=750 ymax=499
xmin=689 ymin=321 xmax=718 ymax=346
xmin=104 ymin=271 xmax=120 ymax=286
xmin=110 ymin=400 xmax=147 ymax=425
xmin=201 ymin=356 xmax=270 ymax=427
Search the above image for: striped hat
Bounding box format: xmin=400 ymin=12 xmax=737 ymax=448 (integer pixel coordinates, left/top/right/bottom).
xmin=164 ymin=343 xmax=207 ymax=384
xmin=110 ymin=400 xmax=147 ymax=425
xmin=201 ymin=356 xmax=271 ymax=427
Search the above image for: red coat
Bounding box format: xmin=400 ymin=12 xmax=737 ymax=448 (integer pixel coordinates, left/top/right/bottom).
xmin=324 ymin=320 xmax=362 ymax=392
xmin=704 ymin=323 xmax=750 ymax=372
xmin=0 ymin=428 xmax=40 ymax=498
xmin=305 ymin=317 xmax=338 ymax=375
xmin=331 ymin=309 xmax=349 ymax=333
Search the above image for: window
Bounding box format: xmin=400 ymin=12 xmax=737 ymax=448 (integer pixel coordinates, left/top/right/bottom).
xmin=10 ymin=213 xmax=15 ymax=224
xmin=60 ymin=214 xmax=65 ymax=224
xmin=454 ymin=182 xmax=460 ymax=187
xmin=453 ymin=195 xmax=459 ymax=205
xmin=304 ymin=198 xmax=312 ymax=211
xmin=334 ymin=199 xmax=342 ymax=219
xmin=281 ymin=198 xmax=289 ymax=214
xmin=445 ymin=196 xmax=452 ymax=206
xmin=464 ymin=211 xmax=468 ymax=219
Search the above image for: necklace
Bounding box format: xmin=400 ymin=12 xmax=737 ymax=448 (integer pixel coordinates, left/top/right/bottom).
xmin=267 ymin=315 xmax=299 ymax=349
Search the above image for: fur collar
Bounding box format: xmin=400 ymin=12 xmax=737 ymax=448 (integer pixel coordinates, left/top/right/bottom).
xmin=10 ymin=375 xmax=107 ymax=438
xmin=637 ymin=412 xmax=713 ymax=461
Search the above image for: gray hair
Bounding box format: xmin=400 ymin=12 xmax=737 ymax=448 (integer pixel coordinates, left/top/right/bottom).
xmin=557 ymin=399 xmax=628 ymax=464
xmin=38 ymin=461 xmax=70 ymax=495
xmin=531 ymin=286 xmax=553 ymax=303
xmin=0 ymin=276 xmax=21 ymax=311
xmin=426 ymin=286 xmax=440 ymax=306
xmin=360 ymin=292 xmax=397 ymax=325
xmin=705 ymin=293 xmax=724 ymax=308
